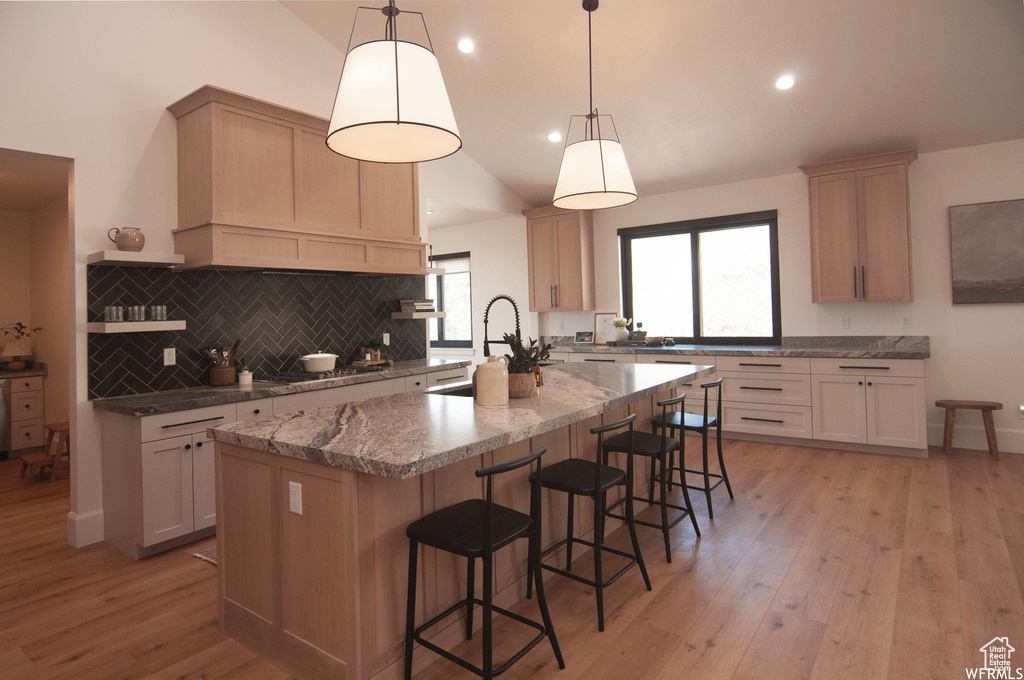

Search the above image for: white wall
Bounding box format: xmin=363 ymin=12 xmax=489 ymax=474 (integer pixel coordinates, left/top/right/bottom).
xmin=0 ymin=1 xmax=353 ymax=546
xmin=0 ymin=209 xmax=32 ymax=328
xmin=30 ymin=196 xmax=72 ymax=424
xmin=545 ymin=139 xmax=1024 ymax=453
xmin=428 ymin=216 xmax=537 ymax=365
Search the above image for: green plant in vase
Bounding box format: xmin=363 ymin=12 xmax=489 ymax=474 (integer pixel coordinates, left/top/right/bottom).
xmin=503 ymin=333 xmax=552 ymax=397
xmin=1 ymin=322 xmax=41 ymax=370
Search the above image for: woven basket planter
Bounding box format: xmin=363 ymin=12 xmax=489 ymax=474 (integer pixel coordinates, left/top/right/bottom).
xmin=508 ymin=372 xmax=536 ymax=398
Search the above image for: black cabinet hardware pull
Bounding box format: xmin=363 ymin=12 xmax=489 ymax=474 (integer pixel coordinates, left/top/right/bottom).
xmin=162 ymin=416 xmax=225 ymax=429
xmin=853 ymin=266 xmax=858 ymax=298
xmin=655 ymin=360 xmax=691 ymax=364
xmin=24 ymin=382 xmax=30 ymax=388
xmin=24 ymin=404 xmax=30 ymax=408
xmin=858 ymin=381 xmax=863 ymax=386
xmin=682 ymin=383 xmax=693 ymax=387
xmin=435 ymin=375 xmax=462 ymax=383
xmin=184 ymin=444 xmax=191 ymax=450
xmin=838 ymin=365 xmax=890 ymax=370
xmin=738 ymin=362 xmax=782 ymax=367
xmin=741 ymin=416 xmax=784 ymax=423
xmin=867 ymin=381 xmax=873 ymax=386
xmin=254 ymin=408 xmax=261 ymax=414
xmin=739 ymin=386 xmax=784 ymax=391
xmin=585 ymin=358 xmax=615 ymax=362
xmin=196 ymin=441 xmax=203 ymax=447
xmin=862 ymin=265 xmax=866 ymax=298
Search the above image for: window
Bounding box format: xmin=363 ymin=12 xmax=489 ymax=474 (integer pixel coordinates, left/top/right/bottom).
xmin=429 ymin=252 xmax=473 ymax=348
xmin=619 ymin=210 xmax=781 ymax=344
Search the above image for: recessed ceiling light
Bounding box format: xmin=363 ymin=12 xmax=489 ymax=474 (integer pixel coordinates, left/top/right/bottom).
xmin=775 ymin=74 xmax=796 ymax=90
xmin=458 ymin=38 xmax=474 ymax=54
xmin=547 ymin=131 xmax=563 ymax=143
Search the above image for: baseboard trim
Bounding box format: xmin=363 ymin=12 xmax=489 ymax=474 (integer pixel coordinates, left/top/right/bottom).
xmin=67 ymin=509 xmax=104 ymax=547
xmin=927 ymin=422 xmax=1024 ymax=456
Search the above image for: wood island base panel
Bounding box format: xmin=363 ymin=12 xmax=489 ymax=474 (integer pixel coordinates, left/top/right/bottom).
xmin=210 ymin=363 xmax=713 ymax=680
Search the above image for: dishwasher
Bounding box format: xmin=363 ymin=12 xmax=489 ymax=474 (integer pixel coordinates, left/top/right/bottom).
xmin=0 ymin=379 xmax=9 ymax=458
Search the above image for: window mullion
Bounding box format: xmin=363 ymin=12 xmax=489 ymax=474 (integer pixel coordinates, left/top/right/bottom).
xmin=691 ymin=231 xmax=702 ymax=343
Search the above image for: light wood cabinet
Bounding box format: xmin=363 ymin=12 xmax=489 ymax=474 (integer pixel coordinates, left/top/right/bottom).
xmin=524 ymin=206 xmax=595 ymax=312
xmin=168 ymin=85 xmax=426 ymax=275
xmin=801 ymin=150 xmax=916 ymax=303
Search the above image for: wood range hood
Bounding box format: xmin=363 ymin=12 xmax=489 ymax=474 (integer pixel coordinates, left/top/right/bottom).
xmin=167 ymin=85 xmax=428 ymax=276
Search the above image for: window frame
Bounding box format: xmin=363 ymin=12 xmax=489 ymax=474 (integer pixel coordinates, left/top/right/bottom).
xmin=619 ymin=210 xmax=782 ymax=345
xmin=429 ymin=251 xmax=473 ymax=349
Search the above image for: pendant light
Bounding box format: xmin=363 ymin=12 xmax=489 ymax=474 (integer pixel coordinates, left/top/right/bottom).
xmin=552 ymin=0 xmax=637 ymax=210
xmin=327 ymin=0 xmax=462 ymax=164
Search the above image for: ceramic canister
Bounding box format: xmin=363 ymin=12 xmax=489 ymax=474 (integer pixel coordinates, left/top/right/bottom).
xmin=474 ymin=355 xmax=509 ymax=406
xmin=108 ymin=227 xmax=146 ymax=252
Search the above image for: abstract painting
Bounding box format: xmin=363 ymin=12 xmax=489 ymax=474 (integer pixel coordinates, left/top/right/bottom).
xmin=949 ymin=198 xmax=1024 ymax=304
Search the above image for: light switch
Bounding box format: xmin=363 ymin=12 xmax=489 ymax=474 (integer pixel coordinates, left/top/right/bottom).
xmin=163 ymin=348 xmax=176 ymax=366
xmin=382 ymin=332 xmax=390 ymax=346
xmin=900 ymin=315 xmax=912 ymax=328
xmin=289 ymin=481 xmax=303 ymax=515
xmin=838 ymin=317 xmax=850 ymax=330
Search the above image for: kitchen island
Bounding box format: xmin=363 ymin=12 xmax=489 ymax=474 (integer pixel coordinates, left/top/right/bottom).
xmin=208 ymin=361 xmax=713 ymax=680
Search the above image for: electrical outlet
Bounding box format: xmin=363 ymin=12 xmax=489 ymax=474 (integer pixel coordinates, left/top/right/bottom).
xmin=900 ymin=315 xmax=912 ymax=328
xmin=558 ymin=321 xmax=565 ymax=331
xmin=839 ymin=317 xmax=850 ymax=330
xmin=288 ymin=481 xmax=303 ymax=515
xmin=163 ymin=348 xmax=176 ymax=366
xmin=382 ymin=332 xmax=390 ymax=346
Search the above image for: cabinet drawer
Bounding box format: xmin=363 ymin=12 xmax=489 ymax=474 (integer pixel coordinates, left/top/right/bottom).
xmin=636 ymin=354 xmax=716 ymax=367
xmin=426 ymin=368 xmax=469 ymax=388
xmin=546 ymin=352 xmax=569 ymax=364
xmin=568 ymin=353 xmax=636 ymax=364
xmin=11 ymin=391 xmax=43 ymax=421
xmin=673 ymin=373 xmax=718 ymax=400
xmin=141 ymin=404 xmax=236 ymax=443
xmin=720 ymin=402 xmax=812 ymax=439
xmin=236 ymin=398 xmax=274 ymax=421
xmin=406 ymin=375 xmax=429 ymax=392
xmin=11 ymin=376 xmax=43 ymax=393
xmin=12 ymin=419 xmax=45 ymax=450
xmin=810 ymin=358 xmax=924 ymax=378
xmin=715 ymin=356 xmax=809 ymax=374
xmin=719 ymin=372 xmax=811 ymax=406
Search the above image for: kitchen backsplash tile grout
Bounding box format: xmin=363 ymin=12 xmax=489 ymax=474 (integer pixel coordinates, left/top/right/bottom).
xmin=87 ymin=266 xmax=426 ymax=399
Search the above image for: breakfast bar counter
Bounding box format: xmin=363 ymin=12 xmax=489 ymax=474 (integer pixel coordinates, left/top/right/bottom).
xmin=208 ymin=362 xmax=713 ymax=680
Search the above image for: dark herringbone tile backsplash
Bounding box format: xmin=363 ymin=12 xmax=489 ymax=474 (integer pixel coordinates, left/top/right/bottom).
xmin=88 ymin=266 xmax=426 ymax=399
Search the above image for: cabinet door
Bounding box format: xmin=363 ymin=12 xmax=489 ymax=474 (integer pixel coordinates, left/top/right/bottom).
xmin=359 ymin=163 xmax=418 ymax=240
xmin=858 ymin=165 xmax=911 ymax=301
xmin=527 ymin=218 xmax=558 ymax=311
xmin=554 ymin=214 xmax=583 ymax=310
xmin=866 ymin=377 xmax=927 ymax=448
xmin=192 ymin=434 xmax=217 ymax=531
xmin=811 ymin=374 xmax=867 ymax=443
xmin=809 ymin=172 xmax=860 ymax=302
xmin=295 ymin=128 xmax=361 ymax=233
xmin=141 ymin=435 xmax=195 ymax=546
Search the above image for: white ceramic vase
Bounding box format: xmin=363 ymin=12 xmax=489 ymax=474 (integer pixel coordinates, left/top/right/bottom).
xmin=474 ymin=356 xmax=509 ymax=406
xmin=613 ymin=326 xmax=630 ymax=342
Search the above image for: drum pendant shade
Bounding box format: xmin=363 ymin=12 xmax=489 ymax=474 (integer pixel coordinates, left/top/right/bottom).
xmin=327 ymin=24 xmax=461 ymax=163
xmin=553 ymin=138 xmax=636 ymax=210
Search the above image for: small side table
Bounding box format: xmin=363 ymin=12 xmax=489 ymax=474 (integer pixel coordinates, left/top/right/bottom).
xmin=935 ymin=400 xmax=1003 ymax=460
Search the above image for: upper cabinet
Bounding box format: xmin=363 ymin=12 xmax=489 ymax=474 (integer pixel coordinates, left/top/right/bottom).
xmin=524 ymin=206 xmax=595 ymax=312
xmin=167 ymin=86 xmax=425 ymax=275
xmin=800 ymin=150 xmax=916 ymax=303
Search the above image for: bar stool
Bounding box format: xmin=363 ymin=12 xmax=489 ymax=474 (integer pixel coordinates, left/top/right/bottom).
xmin=604 ymin=395 xmax=701 ymax=562
xmin=527 ymin=414 xmax=651 ymax=632
xmin=652 ymin=379 xmax=733 ymax=520
xmin=404 ymin=447 xmax=564 ymax=680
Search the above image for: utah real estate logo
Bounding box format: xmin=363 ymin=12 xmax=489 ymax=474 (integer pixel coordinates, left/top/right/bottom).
xmin=968 ymin=637 xmax=1023 ymax=679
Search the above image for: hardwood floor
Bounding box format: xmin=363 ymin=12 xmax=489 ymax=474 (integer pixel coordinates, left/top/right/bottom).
xmin=1 ymin=440 xmax=1019 ymax=679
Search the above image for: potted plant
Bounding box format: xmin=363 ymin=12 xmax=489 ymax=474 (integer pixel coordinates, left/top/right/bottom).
xmin=612 ymin=317 xmax=631 ymax=342
xmin=1 ymin=322 xmax=41 ymax=371
xmin=503 ymin=333 xmax=552 ymax=398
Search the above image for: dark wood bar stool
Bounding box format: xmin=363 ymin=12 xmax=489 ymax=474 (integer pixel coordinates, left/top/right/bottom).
xmin=652 ymin=379 xmax=733 ymax=520
xmin=527 ymin=413 xmax=651 ymax=632
xmin=404 ymin=447 xmax=564 ymax=680
xmin=603 ymin=395 xmax=701 ymax=562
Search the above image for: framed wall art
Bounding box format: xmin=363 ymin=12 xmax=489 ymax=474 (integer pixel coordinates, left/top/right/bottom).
xmin=949 ymin=198 xmax=1024 ymax=304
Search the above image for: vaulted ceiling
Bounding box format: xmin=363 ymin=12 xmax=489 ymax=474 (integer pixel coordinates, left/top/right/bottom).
xmin=285 ymin=0 xmax=1024 ymax=209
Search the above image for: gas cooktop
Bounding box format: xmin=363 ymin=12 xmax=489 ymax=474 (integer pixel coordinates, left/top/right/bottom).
xmin=259 ymin=365 xmax=386 ymax=383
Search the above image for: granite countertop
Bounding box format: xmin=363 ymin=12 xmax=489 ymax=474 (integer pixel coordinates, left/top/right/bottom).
xmin=91 ymin=359 xmax=471 ymax=416
xmin=209 ymin=362 xmax=715 ymax=480
xmin=547 ymin=335 xmax=930 ymax=360
xmin=0 ymin=368 xmax=47 ymax=380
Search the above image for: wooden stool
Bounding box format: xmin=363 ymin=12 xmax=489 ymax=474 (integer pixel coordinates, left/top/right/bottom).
xmin=20 ymin=422 xmax=70 ymax=482
xmin=935 ymin=400 xmax=1003 ymax=460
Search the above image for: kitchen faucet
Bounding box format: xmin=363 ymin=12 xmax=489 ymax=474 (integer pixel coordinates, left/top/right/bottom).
xmin=482 ymin=294 xmax=521 ymax=357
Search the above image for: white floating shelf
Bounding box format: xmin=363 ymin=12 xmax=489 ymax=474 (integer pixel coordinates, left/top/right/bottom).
xmin=425 ymin=267 xmax=446 ymax=275
xmin=391 ymin=311 xmax=446 ymax=320
xmin=87 ymin=250 xmax=185 ymax=267
xmin=87 ymin=320 xmax=187 ymax=334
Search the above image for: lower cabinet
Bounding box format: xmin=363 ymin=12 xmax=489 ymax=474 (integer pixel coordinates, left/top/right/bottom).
xmin=140 ymin=431 xmax=215 ymax=546
xmin=811 ymin=374 xmax=927 ymax=448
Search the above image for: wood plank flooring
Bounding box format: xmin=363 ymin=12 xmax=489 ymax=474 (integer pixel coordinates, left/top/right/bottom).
xmin=2 ymin=440 xmax=1022 ymax=679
